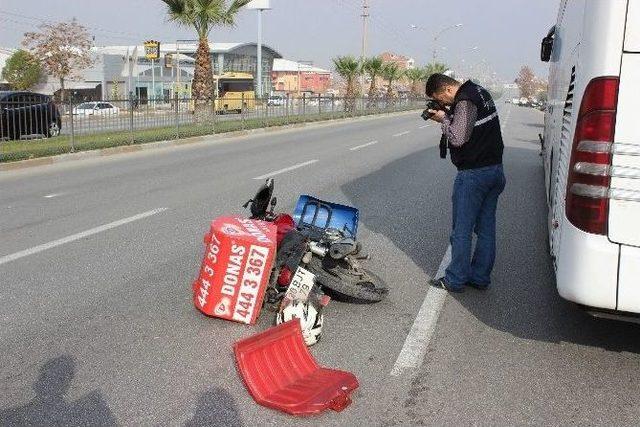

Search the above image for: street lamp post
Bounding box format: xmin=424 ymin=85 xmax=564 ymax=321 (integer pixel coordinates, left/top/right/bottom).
xmin=432 ymin=24 xmax=463 ymax=63
xmin=410 ymin=23 xmax=463 ymax=64
xmin=457 ymin=46 xmax=479 ymax=80
xmin=175 ymin=39 xmax=198 ymax=99
xmin=246 ymin=0 xmax=272 ymax=98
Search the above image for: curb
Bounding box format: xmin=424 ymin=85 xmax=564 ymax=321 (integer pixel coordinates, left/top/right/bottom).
xmin=0 ymin=109 xmax=421 ymax=172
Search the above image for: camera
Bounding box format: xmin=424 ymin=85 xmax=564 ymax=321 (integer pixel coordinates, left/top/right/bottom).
xmin=421 ymin=100 xmax=444 ymax=121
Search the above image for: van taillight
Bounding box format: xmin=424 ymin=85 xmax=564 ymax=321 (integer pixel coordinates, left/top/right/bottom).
xmin=566 ymin=77 xmax=619 ymax=235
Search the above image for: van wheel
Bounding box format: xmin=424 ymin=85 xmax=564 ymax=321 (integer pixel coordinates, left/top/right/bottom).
xmin=47 ymin=121 xmax=60 ymax=138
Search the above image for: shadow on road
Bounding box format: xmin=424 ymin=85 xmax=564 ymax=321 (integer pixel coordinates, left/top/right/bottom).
xmin=185 ymin=387 xmax=243 ymax=427
xmin=342 ymin=145 xmax=640 ymax=354
xmin=0 ymin=355 xmax=117 ymax=426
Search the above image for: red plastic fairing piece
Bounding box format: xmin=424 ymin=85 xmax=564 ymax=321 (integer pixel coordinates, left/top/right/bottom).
xmin=234 ymin=320 xmax=359 ymax=416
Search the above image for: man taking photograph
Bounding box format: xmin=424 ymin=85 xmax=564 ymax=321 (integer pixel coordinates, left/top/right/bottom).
xmin=425 ymin=74 xmax=506 ymax=293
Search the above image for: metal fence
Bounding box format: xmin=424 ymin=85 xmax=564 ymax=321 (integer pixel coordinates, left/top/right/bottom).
xmin=1 ymin=93 xmax=425 ymax=159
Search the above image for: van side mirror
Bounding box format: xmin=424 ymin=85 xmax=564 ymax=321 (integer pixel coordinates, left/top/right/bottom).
xmin=541 ymin=25 xmax=556 ymax=62
xmin=541 ymin=37 xmax=553 ymax=62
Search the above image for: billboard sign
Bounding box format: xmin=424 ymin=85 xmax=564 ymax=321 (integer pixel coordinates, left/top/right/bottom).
xmin=144 ymin=40 xmax=161 ymax=60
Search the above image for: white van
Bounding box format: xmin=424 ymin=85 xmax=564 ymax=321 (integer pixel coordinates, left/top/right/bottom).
xmin=541 ymin=0 xmax=640 ymax=319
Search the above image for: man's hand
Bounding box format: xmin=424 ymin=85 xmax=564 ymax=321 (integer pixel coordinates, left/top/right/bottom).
xmin=429 ymin=109 xmax=446 ymax=123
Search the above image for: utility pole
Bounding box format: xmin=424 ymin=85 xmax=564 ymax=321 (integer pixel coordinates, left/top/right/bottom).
xmin=360 ymin=0 xmax=369 ymax=92
xmin=257 ymin=8 xmax=264 ymax=96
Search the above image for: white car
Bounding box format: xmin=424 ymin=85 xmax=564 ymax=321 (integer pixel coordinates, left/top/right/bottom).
xmin=267 ymin=96 xmax=284 ymax=106
xmin=73 ymin=102 xmax=120 ymax=116
xmin=541 ymin=0 xmax=640 ymax=319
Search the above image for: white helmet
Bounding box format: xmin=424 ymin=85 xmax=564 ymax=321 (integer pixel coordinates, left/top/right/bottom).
xmin=276 ymin=301 xmax=323 ymax=346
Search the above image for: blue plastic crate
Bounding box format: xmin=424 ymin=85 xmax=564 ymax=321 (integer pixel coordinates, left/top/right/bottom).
xmin=292 ymin=195 xmax=359 ymax=238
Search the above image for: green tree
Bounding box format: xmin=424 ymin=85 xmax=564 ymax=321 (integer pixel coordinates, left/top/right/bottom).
xmin=333 ymin=55 xmax=361 ymax=112
xmin=381 ymin=63 xmax=404 ymax=98
xmin=424 ymin=62 xmax=448 ymax=80
xmin=405 ymin=67 xmax=427 ymax=98
xmin=162 ymin=0 xmax=250 ymax=120
xmin=111 ymin=79 xmax=121 ymax=100
xmin=1 ymin=49 xmax=42 ymax=90
xmin=362 ymin=57 xmax=384 ymax=99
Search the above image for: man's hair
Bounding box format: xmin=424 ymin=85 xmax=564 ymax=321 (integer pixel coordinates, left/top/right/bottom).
xmin=425 ymin=73 xmax=459 ymax=96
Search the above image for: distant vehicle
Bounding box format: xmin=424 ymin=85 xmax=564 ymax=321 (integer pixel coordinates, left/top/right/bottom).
xmin=213 ymin=72 xmax=256 ymax=114
xmin=73 ymin=101 xmax=120 ymax=116
xmin=267 ymin=95 xmax=284 ymax=106
xmin=0 ymin=91 xmax=62 ymax=140
xmin=511 ymin=98 xmax=521 ymax=105
xmin=541 ymin=0 xmax=640 ymax=319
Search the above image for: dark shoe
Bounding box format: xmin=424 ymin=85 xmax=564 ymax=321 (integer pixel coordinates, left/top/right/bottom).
xmin=430 ymin=277 xmax=465 ymax=293
xmin=466 ymin=281 xmax=489 ymax=291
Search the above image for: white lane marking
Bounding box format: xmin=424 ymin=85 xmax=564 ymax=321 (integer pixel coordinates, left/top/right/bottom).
xmin=350 ymin=141 xmax=379 ymax=151
xmin=419 ymin=124 xmax=431 ymax=129
xmin=501 ymin=106 xmax=512 ymax=133
xmin=393 ymin=131 xmax=411 ymax=137
xmin=44 ymin=193 xmax=63 ymax=199
xmin=0 ymin=208 xmax=167 ymax=266
xmin=253 ymin=160 xmax=318 ymax=180
xmin=390 ymin=245 xmax=451 ymax=377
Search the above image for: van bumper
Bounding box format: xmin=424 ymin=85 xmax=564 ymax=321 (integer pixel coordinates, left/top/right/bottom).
xmin=556 ymin=218 xmax=619 ymax=310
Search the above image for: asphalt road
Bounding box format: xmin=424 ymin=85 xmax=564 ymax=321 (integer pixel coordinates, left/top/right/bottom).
xmin=2 ymin=101 xmax=640 ymax=426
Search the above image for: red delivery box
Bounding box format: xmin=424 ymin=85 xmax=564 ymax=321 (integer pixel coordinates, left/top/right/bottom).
xmin=193 ymin=216 xmax=277 ymax=325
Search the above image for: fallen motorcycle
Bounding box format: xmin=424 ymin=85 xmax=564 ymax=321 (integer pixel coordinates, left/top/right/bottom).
xmin=244 ymin=179 xmax=388 ymax=306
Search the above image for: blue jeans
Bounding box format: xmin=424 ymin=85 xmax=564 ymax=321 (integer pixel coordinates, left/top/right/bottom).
xmin=445 ymin=164 xmax=506 ymax=288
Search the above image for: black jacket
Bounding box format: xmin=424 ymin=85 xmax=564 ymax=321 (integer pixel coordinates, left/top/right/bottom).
xmin=448 ymin=80 xmax=504 ymax=170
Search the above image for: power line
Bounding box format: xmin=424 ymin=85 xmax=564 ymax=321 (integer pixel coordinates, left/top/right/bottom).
xmin=0 ymin=9 xmax=148 ymax=43
xmin=331 ymin=0 xmax=422 ymax=62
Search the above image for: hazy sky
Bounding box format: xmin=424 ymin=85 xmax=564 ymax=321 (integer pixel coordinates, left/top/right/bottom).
xmin=0 ymin=0 xmax=559 ymax=80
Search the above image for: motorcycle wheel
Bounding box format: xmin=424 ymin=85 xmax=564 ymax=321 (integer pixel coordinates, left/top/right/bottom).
xmin=307 ymin=256 xmax=388 ymax=304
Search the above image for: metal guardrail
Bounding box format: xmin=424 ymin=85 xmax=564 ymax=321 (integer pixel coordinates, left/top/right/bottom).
xmin=1 ymin=93 xmax=425 ymax=151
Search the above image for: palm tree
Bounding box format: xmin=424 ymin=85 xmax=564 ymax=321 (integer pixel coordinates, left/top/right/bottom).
xmin=333 ymin=56 xmax=361 ymax=112
xmin=424 ymin=62 xmax=448 ymax=80
xmin=405 ymin=67 xmax=427 ymax=98
xmin=162 ymin=0 xmax=250 ymax=120
xmin=381 ymin=63 xmax=404 ymax=98
xmin=362 ymin=57 xmax=384 ymax=100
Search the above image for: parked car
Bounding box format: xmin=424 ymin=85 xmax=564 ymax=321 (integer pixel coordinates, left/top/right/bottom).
xmin=541 ymin=0 xmax=640 ymax=319
xmin=73 ymin=101 xmax=120 ymax=116
xmin=267 ymin=95 xmax=285 ymax=107
xmin=0 ymin=91 xmax=62 ymax=140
